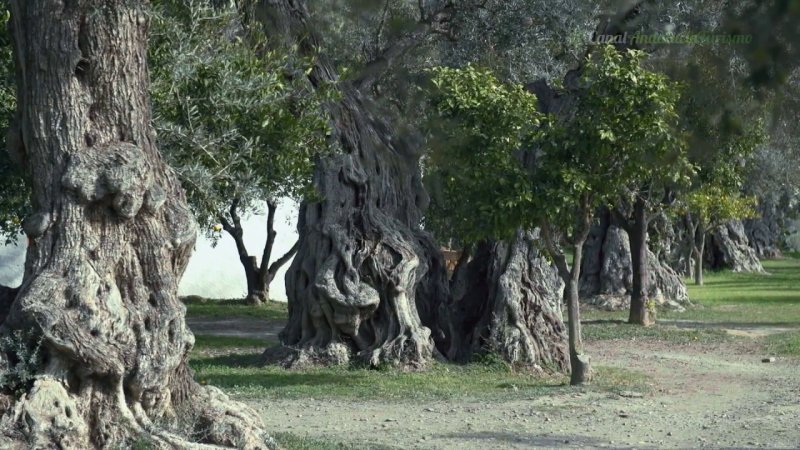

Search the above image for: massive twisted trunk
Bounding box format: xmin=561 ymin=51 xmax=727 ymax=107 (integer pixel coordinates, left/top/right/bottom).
xmin=706 ymin=219 xmax=765 ymax=273
xmin=0 ymin=2 xmax=272 ymax=448
xmin=257 ymin=0 xmax=437 ymax=369
xmin=580 ymin=209 xmax=690 ymax=312
xmin=438 ymin=231 xmax=568 ymax=371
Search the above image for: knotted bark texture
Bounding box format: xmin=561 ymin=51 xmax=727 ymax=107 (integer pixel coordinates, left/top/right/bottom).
xmin=706 ymin=220 xmax=765 ymax=273
xmin=0 ymin=2 xmax=273 ymax=448
xmin=270 ymin=92 xmax=436 ymax=369
xmin=257 ymin=0 xmax=569 ymax=372
xmin=438 ymin=231 xmax=568 ymax=372
xmin=580 ymin=213 xmax=690 ymax=312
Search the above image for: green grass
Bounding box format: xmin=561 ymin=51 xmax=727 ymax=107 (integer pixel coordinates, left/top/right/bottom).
xmin=183 ymin=298 xmax=288 ymax=321
xmin=274 ymin=433 xmax=394 ymax=450
xmin=583 ymin=258 xmax=800 ymax=325
xmin=665 ymin=258 xmax=800 ymax=324
xmin=583 ymin=321 xmax=735 ymax=344
xmin=189 ymin=352 xmax=646 ymax=401
xmin=763 ymin=331 xmax=800 ymax=357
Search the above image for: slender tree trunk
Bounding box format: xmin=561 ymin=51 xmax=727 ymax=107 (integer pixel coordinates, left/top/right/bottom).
xmin=628 ymin=197 xmax=653 ymax=326
xmin=683 ymin=214 xmax=697 ymax=278
xmin=693 ymin=228 xmax=706 ymax=286
xmin=1 ymin=2 xmax=272 ymax=447
xmin=542 ymin=216 xmax=592 ymax=385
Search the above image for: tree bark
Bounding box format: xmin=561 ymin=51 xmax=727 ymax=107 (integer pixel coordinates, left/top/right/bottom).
xmin=0 ymin=2 xmax=273 ymax=448
xmin=627 ymin=197 xmax=654 ymax=325
xmin=437 ymin=231 xmax=568 ymax=371
xmin=257 ymin=0 xmax=438 ymax=369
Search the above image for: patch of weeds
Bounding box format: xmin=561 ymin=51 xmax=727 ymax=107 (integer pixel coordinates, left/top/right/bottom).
xmin=762 ymin=331 xmax=800 ymax=357
xmin=470 ymin=351 xmax=512 ymax=372
xmin=0 ymin=330 xmax=44 ymax=397
xmin=590 ymin=365 xmax=651 ymax=394
xmin=274 ymin=432 xmax=394 ymax=450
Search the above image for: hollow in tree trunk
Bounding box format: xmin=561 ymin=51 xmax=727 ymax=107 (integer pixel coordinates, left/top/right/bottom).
xmin=220 ymin=198 xmax=298 ymax=306
xmin=0 ymin=2 xmax=273 ymax=447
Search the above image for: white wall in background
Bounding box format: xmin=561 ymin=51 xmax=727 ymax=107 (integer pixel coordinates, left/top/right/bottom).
xmin=0 ymin=240 xmax=25 ymax=287
xmin=179 ymin=200 xmax=299 ymax=301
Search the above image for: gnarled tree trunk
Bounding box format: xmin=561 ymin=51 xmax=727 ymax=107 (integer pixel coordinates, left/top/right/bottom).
xmin=437 ymin=230 xmax=568 ymax=372
xmin=257 ymin=0 xmax=437 ymax=369
xmin=0 ymin=2 xmax=272 ymax=448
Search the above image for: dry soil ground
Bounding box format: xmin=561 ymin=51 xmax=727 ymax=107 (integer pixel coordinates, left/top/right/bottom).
xmin=188 ymin=316 xmax=799 ymax=449
xmin=251 ymin=336 xmax=799 ymax=449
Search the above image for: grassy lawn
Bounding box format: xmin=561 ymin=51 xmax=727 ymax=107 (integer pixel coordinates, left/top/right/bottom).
xmin=189 ymin=347 xmax=647 ymax=401
xmin=583 ymin=257 xmax=800 ymax=325
xmin=183 ymin=297 xmax=288 ymax=321
xmin=583 ymin=320 xmax=736 ymax=344
xmin=581 ymin=257 xmax=800 ymax=356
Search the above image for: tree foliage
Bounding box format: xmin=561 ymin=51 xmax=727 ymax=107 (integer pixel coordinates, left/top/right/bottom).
xmin=150 ymin=0 xmax=331 ymax=233
xmin=538 ymin=46 xmax=690 ymax=234
xmin=424 ymin=65 xmax=543 ymax=245
xmin=0 ymin=4 xmax=27 ymax=245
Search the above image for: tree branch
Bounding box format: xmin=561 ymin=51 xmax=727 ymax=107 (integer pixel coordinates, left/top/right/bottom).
xmin=260 ymin=200 xmax=278 ymax=278
xmin=268 ymin=239 xmax=299 ymax=278
xmin=610 ymin=207 xmax=633 ymax=234
xmin=350 ymin=2 xmax=454 ymax=92
xmin=221 ymin=198 xmax=252 ymax=267
xmin=541 ymin=223 xmax=571 ymax=283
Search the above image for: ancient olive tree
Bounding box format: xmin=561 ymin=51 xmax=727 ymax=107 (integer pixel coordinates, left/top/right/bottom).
xmin=150 ymin=0 xmax=330 ymax=305
xmin=424 ymin=65 xmax=569 ymax=373
xmin=255 ymin=0 xmax=455 ymax=369
xmin=0 ymin=1 xmax=273 ymax=447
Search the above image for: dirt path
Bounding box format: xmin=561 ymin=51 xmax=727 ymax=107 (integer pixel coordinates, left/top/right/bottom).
xmin=185 ymin=318 xmax=799 ymax=448
xmin=250 ymin=338 xmax=799 ymax=449
xmin=186 ymin=316 xmax=282 ymax=341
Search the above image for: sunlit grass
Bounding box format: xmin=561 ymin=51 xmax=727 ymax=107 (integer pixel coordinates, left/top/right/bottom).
xmin=763 ymin=331 xmax=800 ymax=357
xmin=183 ymin=297 xmax=288 ymax=321
xmin=189 ymin=350 xmax=646 ymax=401
xmin=583 ymin=257 xmax=800 ymax=325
